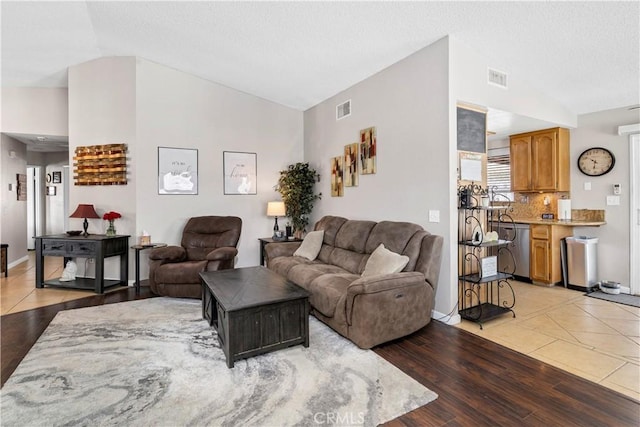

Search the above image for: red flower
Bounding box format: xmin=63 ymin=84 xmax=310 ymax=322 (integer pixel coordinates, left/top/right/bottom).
xmin=103 ymin=211 xmax=122 ymax=221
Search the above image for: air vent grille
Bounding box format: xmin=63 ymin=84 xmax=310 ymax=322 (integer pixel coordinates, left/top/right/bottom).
xmin=488 ymin=68 xmax=508 ymax=89
xmin=336 ymin=100 xmax=351 ymax=120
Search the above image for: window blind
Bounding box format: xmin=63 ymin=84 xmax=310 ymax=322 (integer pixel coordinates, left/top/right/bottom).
xmin=487 ymin=152 xmax=513 ymax=199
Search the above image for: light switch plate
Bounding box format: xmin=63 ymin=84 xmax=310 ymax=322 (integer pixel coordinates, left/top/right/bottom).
xmin=428 ymin=210 xmax=440 ymax=223
xmin=584 ymin=182 xmax=591 ymax=191
xmin=606 ymin=195 xmax=620 ymax=206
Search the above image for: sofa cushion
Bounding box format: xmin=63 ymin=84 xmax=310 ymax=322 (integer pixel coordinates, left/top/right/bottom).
xmin=293 ymin=230 xmax=324 ymax=260
xmin=287 ymin=262 xmax=350 ymax=290
xmin=361 ymin=244 xmax=410 ymax=277
xmin=334 ymin=220 xmax=376 ymax=253
xmin=365 ymin=221 xmax=423 ymax=256
xmin=308 ymin=273 xmax=359 ymax=317
xmin=314 ymin=216 xmax=348 ymax=263
xmin=329 ymin=247 xmax=368 ymax=275
xmin=268 ymin=255 xmax=314 ymax=278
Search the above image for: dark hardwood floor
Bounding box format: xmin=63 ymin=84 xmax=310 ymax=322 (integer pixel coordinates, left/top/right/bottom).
xmin=2 ymin=286 xmax=639 ymax=426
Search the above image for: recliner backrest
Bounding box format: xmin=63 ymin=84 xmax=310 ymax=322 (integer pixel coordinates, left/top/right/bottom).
xmin=181 ymin=216 xmax=242 ymax=260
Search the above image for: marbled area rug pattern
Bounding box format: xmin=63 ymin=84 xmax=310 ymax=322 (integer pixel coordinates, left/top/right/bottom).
xmin=1 ymin=298 xmax=436 ymax=426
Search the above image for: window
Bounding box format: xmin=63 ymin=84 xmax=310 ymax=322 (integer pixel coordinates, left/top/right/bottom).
xmin=487 ymin=147 xmax=514 ymax=201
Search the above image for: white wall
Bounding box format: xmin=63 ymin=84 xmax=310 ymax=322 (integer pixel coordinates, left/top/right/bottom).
xmin=449 ymin=37 xmax=577 ymax=129
xmin=68 ymin=57 xmax=138 ymax=278
xmin=570 ymin=106 xmax=640 ymax=286
xmin=68 ymin=57 xmax=303 ymax=281
xmin=0 ymin=135 xmax=28 ymax=265
xmin=304 ymin=38 xmax=453 ymax=315
xmin=135 ymin=58 xmax=303 ymax=279
xmin=1 ymin=88 xmax=68 ymax=266
xmin=1 ymin=88 xmax=68 ymax=136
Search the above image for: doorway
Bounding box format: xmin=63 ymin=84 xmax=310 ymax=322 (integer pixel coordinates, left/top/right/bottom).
xmin=630 ymin=133 xmax=639 ymax=295
xmin=26 ymin=166 xmax=43 ymax=250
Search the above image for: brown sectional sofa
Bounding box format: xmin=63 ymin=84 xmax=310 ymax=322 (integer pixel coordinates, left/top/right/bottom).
xmin=265 ymin=215 xmax=443 ymax=348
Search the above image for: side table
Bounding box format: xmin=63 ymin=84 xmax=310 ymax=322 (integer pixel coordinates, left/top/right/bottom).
xmin=131 ymin=243 xmax=167 ymax=293
xmin=258 ymin=237 xmax=303 ymax=266
xmin=35 ymin=234 xmax=130 ymax=293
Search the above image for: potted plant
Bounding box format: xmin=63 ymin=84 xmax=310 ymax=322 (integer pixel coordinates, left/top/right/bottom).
xmin=277 ymin=162 xmax=321 ymax=238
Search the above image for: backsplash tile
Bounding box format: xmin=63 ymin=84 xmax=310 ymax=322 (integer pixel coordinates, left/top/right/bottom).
xmin=492 ymin=192 xmax=604 ymax=222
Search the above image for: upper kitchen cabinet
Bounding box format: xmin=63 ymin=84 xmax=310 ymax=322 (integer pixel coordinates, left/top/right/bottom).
xmin=510 ymin=127 xmax=570 ymax=192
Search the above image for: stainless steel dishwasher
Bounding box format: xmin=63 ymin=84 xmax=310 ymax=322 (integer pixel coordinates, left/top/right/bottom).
xmin=494 ymin=223 xmax=530 ymax=282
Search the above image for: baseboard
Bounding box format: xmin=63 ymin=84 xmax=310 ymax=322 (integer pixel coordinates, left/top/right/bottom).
xmin=8 ymin=255 xmax=29 ymax=270
xmin=432 ymin=309 xmax=461 ymax=325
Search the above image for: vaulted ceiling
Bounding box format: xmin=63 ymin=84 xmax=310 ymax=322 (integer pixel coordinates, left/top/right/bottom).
xmin=2 ymin=1 xmax=639 ymax=150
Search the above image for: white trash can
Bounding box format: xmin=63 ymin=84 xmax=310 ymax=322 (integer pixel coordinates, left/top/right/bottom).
xmin=566 ymin=236 xmax=598 ymax=291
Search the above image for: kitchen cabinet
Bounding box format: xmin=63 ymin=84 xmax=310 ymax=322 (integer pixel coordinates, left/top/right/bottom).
xmin=529 ymin=224 xmax=572 ymax=285
xmin=510 ymin=128 xmax=570 ymax=192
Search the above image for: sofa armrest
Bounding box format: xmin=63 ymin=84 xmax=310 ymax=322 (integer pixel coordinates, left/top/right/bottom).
xmin=149 ymin=245 xmax=186 ymax=263
xmin=264 ymin=241 xmax=301 ymax=261
xmin=206 ymin=247 xmax=238 ymax=261
xmin=345 ymin=272 xmax=426 ymax=325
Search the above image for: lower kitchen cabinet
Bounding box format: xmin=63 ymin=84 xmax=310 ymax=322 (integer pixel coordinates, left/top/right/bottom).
xmin=529 ymin=224 xmax=572 ymax=285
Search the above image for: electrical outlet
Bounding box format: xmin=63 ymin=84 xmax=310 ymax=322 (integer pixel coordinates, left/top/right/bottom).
xmin=584 ymin=182 xmax=591 ymax=191
xmin=428 ymin=210 xmax=440 ymax=223
xmin=606 ymin=196 xmax=620 ymax=206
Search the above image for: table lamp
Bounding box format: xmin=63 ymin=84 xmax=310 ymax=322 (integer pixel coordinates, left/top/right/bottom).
xmin=266 ymin=201 xmax=286 ymax=239
xmin=69 ymin=204 xmax=100 ymax=237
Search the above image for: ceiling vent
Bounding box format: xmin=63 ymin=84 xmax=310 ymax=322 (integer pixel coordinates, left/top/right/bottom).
xmin=488 ymin=68 xmax=508 ymax=89
xmin=336 ymin=100 xmax=351 ymax=120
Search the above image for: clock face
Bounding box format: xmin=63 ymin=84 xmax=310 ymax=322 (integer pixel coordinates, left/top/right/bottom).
xmin=577 ymin=147 xmax=615 ymax=176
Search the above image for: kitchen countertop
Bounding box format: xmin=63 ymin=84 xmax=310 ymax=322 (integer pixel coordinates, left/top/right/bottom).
xmin=510 ymin=218 xmax=606 ymax=227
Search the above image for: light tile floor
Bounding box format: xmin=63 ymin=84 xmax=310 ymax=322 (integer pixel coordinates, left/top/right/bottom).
xmin=0 ymin=252 xmax=125 ymax=315
xmin=456 ymin=280 xmax=640 ymax=402
xmin=2 ymin=257 xmax=639 ymax=402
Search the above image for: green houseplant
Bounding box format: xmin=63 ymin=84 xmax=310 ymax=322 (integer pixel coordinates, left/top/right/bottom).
xmin=277 ymin=162 xmax=321 ymax=237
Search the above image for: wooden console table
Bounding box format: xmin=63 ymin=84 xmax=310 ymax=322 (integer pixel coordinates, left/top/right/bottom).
xmin=35 ymin=234 xmax=129 ymax=293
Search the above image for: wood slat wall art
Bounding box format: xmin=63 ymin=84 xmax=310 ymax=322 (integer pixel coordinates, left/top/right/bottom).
xmin=73 ymin=144 xmax=128 ymax=186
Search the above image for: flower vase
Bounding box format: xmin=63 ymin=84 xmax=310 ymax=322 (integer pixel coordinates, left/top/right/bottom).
xmin=106 ymin=220 xmax=116 ymax=236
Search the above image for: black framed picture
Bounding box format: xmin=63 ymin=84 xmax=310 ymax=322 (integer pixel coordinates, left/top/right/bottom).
xmin=46 ymin=186 xmax=56 ymax=196
xmin=52 ymin=171 xmax=62 ymax=184
xmin=158 ymin=147 xmax=198 ymax=195
xmin=223 ymin=151 xmax=257 ymax=195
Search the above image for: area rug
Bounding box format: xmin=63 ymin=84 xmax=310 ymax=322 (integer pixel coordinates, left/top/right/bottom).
xmin=0 ymin=298 xmax=436 ymax=426
xmin=587 ymin=290 xmax=640 ymax=308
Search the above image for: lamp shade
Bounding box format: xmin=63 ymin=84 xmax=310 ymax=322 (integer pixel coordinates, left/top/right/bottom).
xmin=69 ymin=204 xmax=100 ymax=219
xmin=266 ymin=201 xmax=286 ymax=217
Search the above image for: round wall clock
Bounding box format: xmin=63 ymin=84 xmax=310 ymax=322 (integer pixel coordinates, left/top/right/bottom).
xmin=577 ymin=147 xmax=615 ymax=176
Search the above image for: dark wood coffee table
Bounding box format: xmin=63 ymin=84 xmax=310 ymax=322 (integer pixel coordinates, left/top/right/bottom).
xmin=200 ymin=266 xmax=310 ymax=368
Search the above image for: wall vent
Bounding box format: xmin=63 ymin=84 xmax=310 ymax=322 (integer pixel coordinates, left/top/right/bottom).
xmin=488 ymin=68 xmax=508 ymax=89
xmin=336 ymin=100 xmax=351 ymax=120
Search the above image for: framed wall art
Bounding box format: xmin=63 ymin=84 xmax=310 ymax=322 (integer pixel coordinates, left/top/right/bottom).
xmin=344 ymin=142 xmax=359 ymax=187
xmin=52 ymin=171 xmax=62 ymax=184
xmin=46 ymin=186 xmax=57 ymax=196
xmin=360 ymin=126 xmax=377 ymax=174
xmin=16 ymin=174 xmax=27 ymax=201
xmin=223 ymin=151 xmax=257 ymax=195
xmin=331 ymin=156 xmax=344 ymax=197
xmin=74 ymin=143 xmax=127 ymax=185
xmin=158 ymin=147 xmax=198 ymax=195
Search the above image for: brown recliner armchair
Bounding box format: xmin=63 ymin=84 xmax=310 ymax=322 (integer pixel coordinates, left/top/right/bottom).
xmin=148 ymin=216 xmax=242 ymax=298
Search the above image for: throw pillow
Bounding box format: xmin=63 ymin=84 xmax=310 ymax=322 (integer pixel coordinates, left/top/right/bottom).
xmin=362 ymin=243 xmax=410 ymax=277
xmin=293 ymin=230 xmax=324 ymax=261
